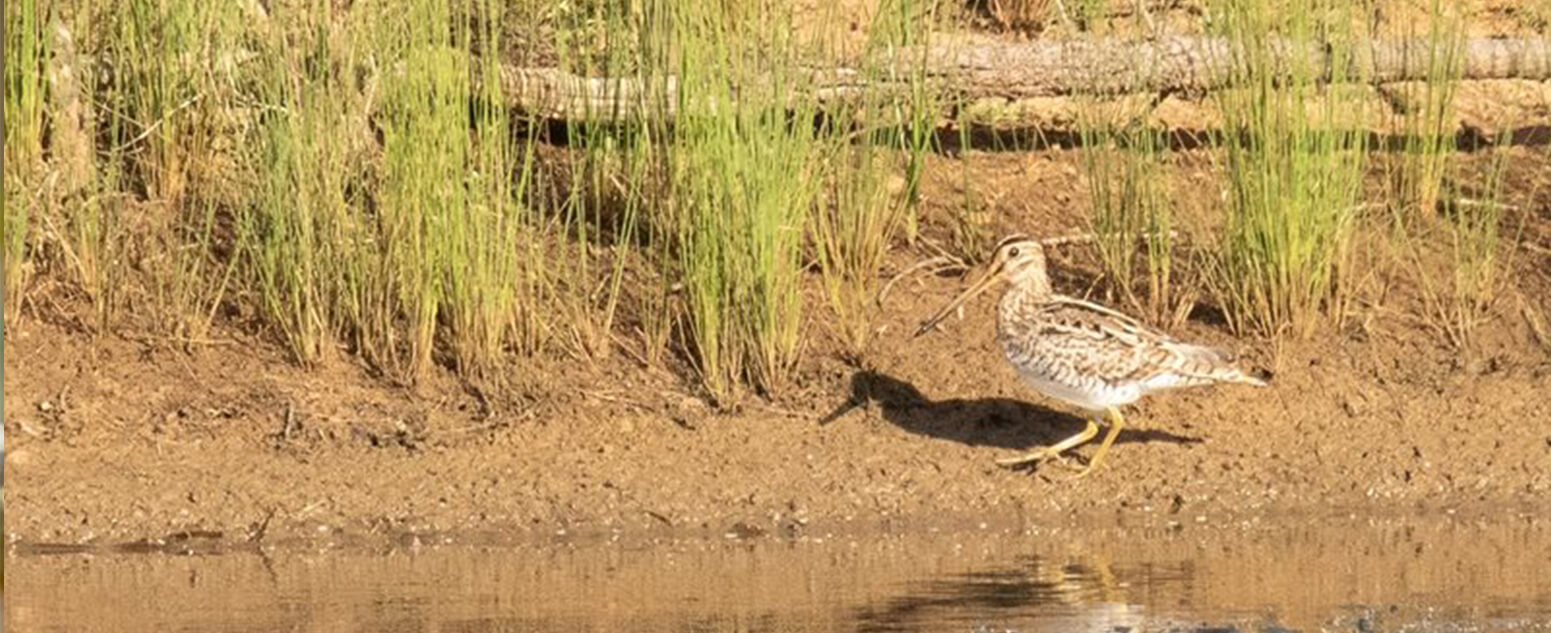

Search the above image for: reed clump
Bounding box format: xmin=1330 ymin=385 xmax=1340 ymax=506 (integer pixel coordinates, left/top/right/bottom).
xmin=1 ymin=0 xmax=1538 ymax=401
xmin=1207 ymin=0 xmax=1371 ymax=339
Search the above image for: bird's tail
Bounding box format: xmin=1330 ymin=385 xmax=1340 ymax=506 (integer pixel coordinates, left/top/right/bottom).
xmin=1174 ymin=342 xmax=1271 ymax=386
xmin=1217 ymin=365 xmax=1271 ymax=387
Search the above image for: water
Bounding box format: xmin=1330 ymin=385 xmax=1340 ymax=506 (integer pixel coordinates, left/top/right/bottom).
xmin=6 ymin=514 xmax=1551 ymax=632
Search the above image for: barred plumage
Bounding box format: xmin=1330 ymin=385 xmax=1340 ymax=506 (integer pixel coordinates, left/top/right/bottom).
xmin=916 ymin=235 xmax=1267 ymax=476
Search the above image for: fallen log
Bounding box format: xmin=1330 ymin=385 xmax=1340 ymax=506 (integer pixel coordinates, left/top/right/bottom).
xmin=496 ymin=36 xmax=1551 ymax=122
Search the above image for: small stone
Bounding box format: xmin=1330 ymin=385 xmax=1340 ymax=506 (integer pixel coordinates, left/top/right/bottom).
xmin=6 ymin=449 xmax=35 ymax=468
xmin=725 ymin=521 xmax=765 ymax=540
xmin=1341 ymin=395 xmax=1365 ymax=417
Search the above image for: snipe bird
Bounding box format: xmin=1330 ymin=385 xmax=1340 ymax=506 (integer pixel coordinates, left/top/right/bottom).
xmin=915 ymin=235 xmax=1267 ymax=476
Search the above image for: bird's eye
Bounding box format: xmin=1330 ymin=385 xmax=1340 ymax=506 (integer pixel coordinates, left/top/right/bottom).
xmin=1007 ymin=247 xmax=1020 ymax=258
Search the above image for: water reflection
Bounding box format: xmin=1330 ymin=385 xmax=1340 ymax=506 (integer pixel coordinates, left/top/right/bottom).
xmin=5 ymin=515 xmax=1550 ymax=633
xmin=852 ymin=556 xmax=1163 ymax=633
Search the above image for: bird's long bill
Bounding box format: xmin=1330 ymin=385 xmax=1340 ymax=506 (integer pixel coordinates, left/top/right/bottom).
xmin=914 ymin=263 xmax=1001 ymax=338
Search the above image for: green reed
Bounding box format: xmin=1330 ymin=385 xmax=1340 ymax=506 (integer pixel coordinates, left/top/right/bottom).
xmin=1208 ymin=0 xmax=1370 ymax=339
xmin=3 ymin=0 xmax=46 ymax=325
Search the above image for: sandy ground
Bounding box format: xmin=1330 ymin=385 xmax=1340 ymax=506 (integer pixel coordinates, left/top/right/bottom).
xmin=5 ymin=137 xmax=1550 ymax=547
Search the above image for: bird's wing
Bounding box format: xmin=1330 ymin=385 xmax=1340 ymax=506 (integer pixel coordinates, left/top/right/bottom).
xmin=1017 ymin=296 xmax=1257 ymax=386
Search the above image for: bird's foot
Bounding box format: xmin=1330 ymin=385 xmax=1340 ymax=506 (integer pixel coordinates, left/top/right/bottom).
xmin=1070 ymin=461 xmax=1100 ymax=479
xmin=1066 ymin=451 xmax=1114 ymax=479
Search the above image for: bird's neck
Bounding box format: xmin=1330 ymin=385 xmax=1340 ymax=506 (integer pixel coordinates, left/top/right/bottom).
xmin=998 ymin=270 xmax=1053 ymax=321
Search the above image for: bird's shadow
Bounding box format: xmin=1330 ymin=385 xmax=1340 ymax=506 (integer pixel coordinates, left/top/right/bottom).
xmin=820 ymin=370 xmax=1201 ymax=453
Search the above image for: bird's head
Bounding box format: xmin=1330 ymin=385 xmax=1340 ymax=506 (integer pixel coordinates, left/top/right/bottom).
xmin=915 ymin=235 xmax=1049 ymax=337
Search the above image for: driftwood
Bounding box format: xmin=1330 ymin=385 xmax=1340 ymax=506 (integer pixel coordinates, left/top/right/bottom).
xmin=497 ymin=36 xmax=1551 ymax=122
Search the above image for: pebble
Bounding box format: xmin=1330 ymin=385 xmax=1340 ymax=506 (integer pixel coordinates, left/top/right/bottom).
xmin=5 ymin=448 xmax=34 ymax=469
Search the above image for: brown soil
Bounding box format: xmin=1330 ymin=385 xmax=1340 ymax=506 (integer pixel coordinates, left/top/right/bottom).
xmin=7 ymin=136 xmax=1551 ymax=548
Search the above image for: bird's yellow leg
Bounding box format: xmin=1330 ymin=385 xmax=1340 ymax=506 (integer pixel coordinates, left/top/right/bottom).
xmin=997 ymin=419 xmax=1099 ymax=467
xmin=1075 ymin=407 xmax=1127 ymax=478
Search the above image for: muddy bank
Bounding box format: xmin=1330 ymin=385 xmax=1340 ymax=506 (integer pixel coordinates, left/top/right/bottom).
xmin=6 ymin=131 xmax=1551 ymax=547
xmin=5 ymin=266 xmax=1550 ymax=547
xmin=5 ymin=0 xmax=1551 ymax=550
